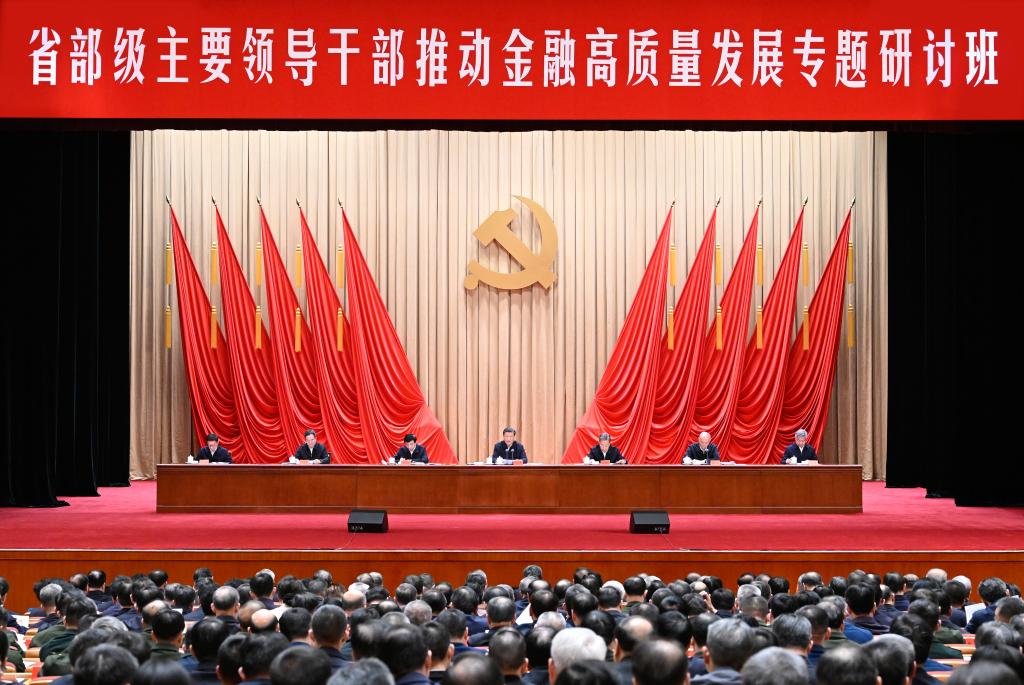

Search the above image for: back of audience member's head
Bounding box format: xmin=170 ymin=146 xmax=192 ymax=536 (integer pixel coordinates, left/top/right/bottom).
xmin=75 ymin=644 xmax=140 ymax=685
xmin=711 ymin=588 xmax=735 ymax=612
xmin=350 ymin=618 xmax=386 ymax=660
xmin=690 ymin=612 xmax=721 ymax=649
xmin=970 ymin=644 xmax=1024 ymax=682
xmin=611 ymin=615 xmax=652 ymax=656
xmin=448 ymin=651 xmax=503 ymax=685
xmin=768 ymin=576 xmax=791 ymax=595
xmin=279 ymin=607 xmax=313 ymax=642
xmin=190 ymin=617 xmax=231 ymax=662
xmin=239 ymin=631 xmax=289 ymax=680
xmin=152 ymin=608 xmax=185 ymax=642
xmin=270 ymin=645 xmax=332 ymax=685
xmin=888 ymin=614 xmax=932 ymax=666
xmin=215 ymin=633 xmax=247 ymax=685
xmin=489 ymin=627 xmax=527 ymax=674
xmin=976 ymin=620 xmax=1018 ymax=648
xmin=378 ymin=624 xmax=428 ymax=678
xmin=524 ymin=626 xmax=556 ymax=673
xmin=796 ymin=604 xmax=830 ymax=642
xmin=631 ymin=638 xmax=688 ymax=685
xmin=741 ymin=646 xmax=809 ymax=685
xmin=769 ymin=593 xmax=799 ymax=618
xmin=554 ymin=659 xmax=617 ymax=685
xmin=907 ymin=599 xmax=941 ymax=630
xmin=947 ymin=661 xmax=1023 ymax=685
xmin=997 ymin=596 xmax=1024 ymax=623
xmin=864 ymin=634 xmax=915 ymax=685
xmin=451 ymin=587 xmax=479 ymax=615
xmin=422 ymin=622 xmax=452 ymax=668
xmin=312 ymin=604 xmax=348 ymax=646
xmin=704 ymin=617 xmax=754 ymax=672
xmin=327 ymin=657 xmax=394 ymax=685
xmin=581 ymin=610 xmax=616 ymax=646
xmin=772 ymin=613 xmax=812 ymax=651
xmin=816 ymin=644 xmax=879 ymax=685
xmin=819 ymin=597 xmax=847 ymax=630
xmin=550 ymin=627 xmax=607 ymax=675
xmin=132 ymin=659 xmax=191 ymax=685
xmin=980 ymin=578 xmax=1009 ymax=605
xmin=652 ymin=611 xmax=690 ymax=648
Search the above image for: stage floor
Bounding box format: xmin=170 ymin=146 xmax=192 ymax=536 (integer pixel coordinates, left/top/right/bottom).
xmin=7 ymin=481 xmax=1023 ymax=552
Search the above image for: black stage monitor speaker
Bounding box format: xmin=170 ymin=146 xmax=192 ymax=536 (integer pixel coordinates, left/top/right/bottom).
xmin=630 ymin=511 xmax=670 ymax=534
xmin=348 ymin=509 xmax=389 ymax=533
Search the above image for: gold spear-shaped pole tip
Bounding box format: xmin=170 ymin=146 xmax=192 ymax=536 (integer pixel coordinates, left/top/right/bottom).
xmin=295 ymin=198 xmax=302 ymax=208
xmin=757 ymin=197 xmax=763 ymax=207
xmin=850 ymin=196 xmax=857 ymax=208
xmin=256 ymin=195 xmax=262 ymax=206
xmin=671 ymin=199 xmax=676 ymax=207
xmin=211 ymin=195 xmax=218 ymax=207
xmin=802 ymin=196 xmax=809 ymax=207
xmin=337 ymin=198 xmax=345 ymax=209
xmin=715 ymin=197 xmax=721 ymax=208
xmin=164 ymin=194 xmax=171 ymax=205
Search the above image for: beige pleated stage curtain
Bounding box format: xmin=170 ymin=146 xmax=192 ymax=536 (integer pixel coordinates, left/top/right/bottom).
xmin=130 ymin=130 xmax=887 ymax=479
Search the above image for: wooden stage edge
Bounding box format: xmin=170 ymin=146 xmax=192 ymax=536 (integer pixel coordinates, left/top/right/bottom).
xmin=2 ymin=548 xmax=1022 ymax=611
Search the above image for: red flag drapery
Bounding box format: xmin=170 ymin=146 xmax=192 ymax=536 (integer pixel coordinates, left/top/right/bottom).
xmin=169 ymin=207 xmax=244 ymax=460
xmin=776 ymin=208 xmax=853 ymax=458
xmin=723 ymin=208 xmax=806 ymax=463
xmin=215 ymin=208 xmax=289 ymax=461
xmin=644 ymin=209 xmax=718 ymax=464
xmin=259 ymin=207 xmax=323 ymax=446
xmin=299 ymin=209 xmax=367 ymax=463
xmin=342 ymin=210 xmax=456 ymax=463
xmin=561 ymin=209 xmax=673 ymax=463
xmin=689 ymin=207 xmax=760 ymax=447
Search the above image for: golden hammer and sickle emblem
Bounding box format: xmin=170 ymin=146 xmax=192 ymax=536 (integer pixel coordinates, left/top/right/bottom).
xmin=464 ymin=196 xmax=558 ymax=291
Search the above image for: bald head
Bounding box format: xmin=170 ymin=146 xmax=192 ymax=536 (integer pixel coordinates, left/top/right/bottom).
xmin=238 ymin=600 xmax=265 ymax=630
xmin=250 ymin=609 xmax=278 ymax=633
xmin=342 ymin=590 xmax=366 ymax=613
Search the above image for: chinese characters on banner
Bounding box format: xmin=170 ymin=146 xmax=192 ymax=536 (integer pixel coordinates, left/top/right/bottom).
xmin=3 ymin=0 xmax=1020 ymax=120
xmin=30 ymin=26 xmax=999 ymax=90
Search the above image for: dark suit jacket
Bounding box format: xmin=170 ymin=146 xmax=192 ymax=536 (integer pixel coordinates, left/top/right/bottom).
xmin=392 ymin=444 xmax=429 ymax=464
xmin=684 ymin=442 xmax=720 ymax=463
xmin=966 ymin=605 xmax=996 ymax=633
xmin=524 ymin=669 xmax=550 ymax=685
xmin=612 ymin=658 xmax=634 ymax=685
xmin=587 ymin=445 xmax=625 ymax=463
xmin=782 ymin=443 xmax=818 ymax=463
xmin=196 ymin=445 xmax=232 ymax=463
xmin=321 ymin=646 xmax=348 ymax=671
xmin=490 ymin=441 xmax=528 ymax=464
xmin=294 ymin=442 xmax=330 ymax=463
xmin=949 ymin=608 xmax=967 ymax=628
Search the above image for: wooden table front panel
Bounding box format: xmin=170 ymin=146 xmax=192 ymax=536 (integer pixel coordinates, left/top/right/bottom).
xmin=155 ymin=464 xmax=863 ymax=514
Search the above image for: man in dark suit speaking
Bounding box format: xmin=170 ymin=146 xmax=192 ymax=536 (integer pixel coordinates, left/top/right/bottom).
xmin=391 ymin=434 xmax=429 ymax=464
xmin=683 ymin=432 xmax=720 ymax=464
xmin=196 ymin=434 xmax=232 ymax=463
xmin=489 ymin=427 xmax=528 ymax=464
xmin=586 ymin=433 xmax=625 ymax=463
xmin=293 ymin=429 xmax=330 ymax=463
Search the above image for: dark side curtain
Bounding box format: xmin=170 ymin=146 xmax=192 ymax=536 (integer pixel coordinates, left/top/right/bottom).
xmin=0 ymin=130 xmax=129 ymax=506
xmin=887 ymin=127 xmax=1023 ymax=506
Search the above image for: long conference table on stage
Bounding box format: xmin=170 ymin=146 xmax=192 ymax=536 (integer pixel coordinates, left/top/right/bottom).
xmin=155 ymin=463 xmax=862 ymax=514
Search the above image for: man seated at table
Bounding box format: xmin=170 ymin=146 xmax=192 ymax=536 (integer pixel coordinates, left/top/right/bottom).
xmin=293 ymin=429 xmax=330 ymax=464
xmin=489 ymin=427 xmax=528 ymax=464
xmin=781 ymin=429 xmax=818 ymax=464
xmin=196 ymin=434 xmax=232 ymax=463
xmin=391 ymin=434 xmax=429 ymax=464
xmin=683 ymin=432 xmax=720 ymax=464
xmin=585 ymin=433 xmax=625 ymax=464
